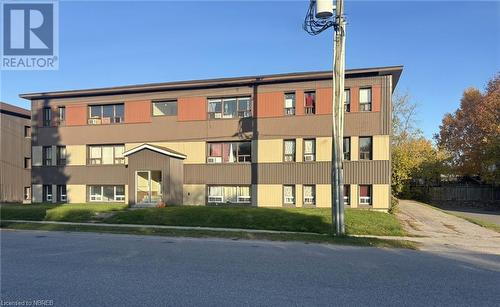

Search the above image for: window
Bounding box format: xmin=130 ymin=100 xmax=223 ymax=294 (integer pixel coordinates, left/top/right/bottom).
xmin=207 ymin=186 xmax=251 ymax=204
xmin=57 ymin=146 xmax=66 ymax=166
xmin=24 ymin=157 xmax=31 ymax=169
xmin=304 ymin=91 xmax=316 ymax=114
xmin=284 ymin=139 xmax=296 ymax=162
xmin=283 ymin=185 xmax=295 ymax=205
xmin=43 ymin=185 xmax=52 ymax=202
xmin=359 ymin=137 xmax=372 ymax=160
xmin=57 ymin=185 xmax=67 ymax=202
xmin=24 ymin=187 xmax=31 ymax=201
xmin=88 ymin=185 xmax=125 ymax=202
xmin=88 ymin=104 xmax=124 ymax=124
xmin=303 ymin=139 xmax=316 ymax=161
xmin=344 ymin=89 xmax=350 ymax=112
xmin=24 ymin=126 xmax=31 ymax=138
xmin=208 ymin=97 xmax=251 ymax=119
xmin=89 ymin=145 xmax=125 ymax=165
xmin=359 ymin=185 xmax=372 ymax=205
xmin=152 ymin=100 xmax=177 ymax=116
xmin=284 ymin=93 xmax=295 ymax=115
xmin=207 ymin=142 xmax=251 ymax=163
xmin=43 ymin=107 xmax=51 ymax=127
xmin=343 ymin=137 xmax=350 ymax=160
xmin=43 ymin=146 xmax=52 ymax=166
xmin=359 ymin=88 xmax=372 ymax=111
xmin=58 ymin=106 xmax=65 ymax=125
xmin=344 ymin=184 xmax=350 ymax=206
xmin=303 ymin=185 xmax=316 ymax=206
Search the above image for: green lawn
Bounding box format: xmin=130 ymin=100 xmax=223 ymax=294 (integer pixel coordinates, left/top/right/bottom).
xmin=1 ymin=203 xmax=127 ymax=222
xmin=0 ymin=204 xmax=405 ymax=236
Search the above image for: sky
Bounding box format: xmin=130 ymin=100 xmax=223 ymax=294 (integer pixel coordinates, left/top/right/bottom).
xmin=1 ymin=1 xmax=499 ymax=139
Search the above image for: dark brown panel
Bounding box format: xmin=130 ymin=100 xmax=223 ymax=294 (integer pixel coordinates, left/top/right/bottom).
xmin=32 ymin=165 xmax=127 ymax=185
xmin=184 ymin=160 xmax=390 ymax=185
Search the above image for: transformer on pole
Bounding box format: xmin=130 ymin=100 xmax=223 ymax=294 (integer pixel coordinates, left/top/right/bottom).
xmin=304 ymin=0 xmax=346 ymax=235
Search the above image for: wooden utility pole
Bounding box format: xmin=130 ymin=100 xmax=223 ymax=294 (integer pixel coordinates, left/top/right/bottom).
xmin=331 ymin=0 xmax=346 ymax=235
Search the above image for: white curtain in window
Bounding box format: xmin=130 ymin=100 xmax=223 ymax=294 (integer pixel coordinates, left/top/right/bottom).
xmin=224 ymin=186 xmax=238 ymax=203
xmin=360 ymin=88 xmax=371 ymax=103
xmin=304 ymin=186 xmax=314 ymax=198
xmin=285 ymin=97 xmax=294 ymax=108
xmin=285 ymin=140 xmax=295 ymax=155
xmin=102 ymin=146 xmax=114 ymax=164
xmin=228 ymin=143 xmax=235 ymax=163
xmin=238 ymin=186 xmax=250 ymax=197
xmin=209 ymin=186 xmax=222 ymax=197
xmin=90 ymin=147 xmax=101 ymax=159
xmin=284 ymin=186 xmax=293 ymax=197
xmin=114 ymin=146 xmax=124 ymax=158
xmin=304 ymin=140 xmax=315 ymax=154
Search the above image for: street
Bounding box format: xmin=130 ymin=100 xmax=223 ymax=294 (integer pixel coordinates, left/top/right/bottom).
xmin=1 ymin=230 xmax=499 ymax=306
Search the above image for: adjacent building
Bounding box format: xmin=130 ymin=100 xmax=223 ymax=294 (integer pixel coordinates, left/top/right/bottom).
xmin=0 ymin=102 xmax=32 ymax=203
xmin=21 ymin=66 xmax=402 ymax=210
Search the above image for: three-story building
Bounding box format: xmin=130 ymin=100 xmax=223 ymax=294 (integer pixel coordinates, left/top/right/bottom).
xmin=21 ymin=66 xmax=402 ymax=210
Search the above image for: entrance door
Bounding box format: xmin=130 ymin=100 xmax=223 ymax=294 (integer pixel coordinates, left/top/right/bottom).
xmin=136 ymin=170 xmax=162 ymax=204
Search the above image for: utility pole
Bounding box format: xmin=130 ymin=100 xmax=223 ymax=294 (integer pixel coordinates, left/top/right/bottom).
xmin=304 ymin=0 xmax=346 ymax=235
xmin=332 ymin=0 xmax=346 ymax=235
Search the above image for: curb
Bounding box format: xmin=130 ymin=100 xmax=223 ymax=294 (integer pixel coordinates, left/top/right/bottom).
xmin=1 ymin=220 xmax=327 ymax=236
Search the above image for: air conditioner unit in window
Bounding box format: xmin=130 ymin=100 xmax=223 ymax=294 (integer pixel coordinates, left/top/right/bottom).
xmin=304 ymin=154 xmax=315 ymax=161
xmin=284 ymin=197 xmax=295 ymax=204
xmin=359 ymin=196 xmax=371 ymax=205
xmin=207 ymin=157 xmax=222 ymax=163
xmin=88 ymin=118 xmax=101 ymax=125
xmin=304 ymin=197 xmax=315 ymax=204
xmin=208 ymin=196 xmax=224 ymax=203
xmin=101 ymin=117 xmax=111 ymax=124
xmin=214 ymin=113 xmax=222 ymax=119
xmin=61 ymin=195 xmax=67 ymax=202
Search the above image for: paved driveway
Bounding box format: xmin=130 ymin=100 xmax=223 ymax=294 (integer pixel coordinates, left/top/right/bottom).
xmin=1 ymin=230 xmax=499 ymax=306
xmin=397 ymin=200 xmax=500 ymax=257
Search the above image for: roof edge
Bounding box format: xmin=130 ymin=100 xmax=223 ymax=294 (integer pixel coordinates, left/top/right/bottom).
xmin=123 ymin=143 xmax=187 ymax=160
xmin=20 ymin=65 xmax=403 ymax=100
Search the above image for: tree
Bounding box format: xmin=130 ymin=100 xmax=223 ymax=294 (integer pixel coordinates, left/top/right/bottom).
xmin=435 ymin=73 xmax=500 ymax=184
xmin=391 ymin=92 xmax=422 ymax=146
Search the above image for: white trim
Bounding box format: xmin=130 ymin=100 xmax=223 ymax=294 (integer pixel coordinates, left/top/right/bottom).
xmin=123 ymin=144 xmax=186 ymax=159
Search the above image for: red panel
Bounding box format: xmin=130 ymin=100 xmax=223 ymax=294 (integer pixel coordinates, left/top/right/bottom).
xmin=316 ymin=88 xmax=332 ymax=115
xmin=178 ymin=97 xmax=206 ymax=121
xmin=125 ymin=100 xmax=151 ymax=123
xmin=372 ymin=86 xmax=381 ymax=112
xmin=295 ymin=90 xmax=304 ymax=116
xmin=350 ymin=87 xmax=359 ymax=112
xmin=66 ymin=104 xmax=87 ymax=126
xmin=256 ymin=92 xmax=283 ymax=118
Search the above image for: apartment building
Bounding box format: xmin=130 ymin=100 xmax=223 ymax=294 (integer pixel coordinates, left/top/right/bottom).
xmin=21 ymin=66 xmax=402 ymax=210
xmin=0 ymin=102 xmax=32 ymax=203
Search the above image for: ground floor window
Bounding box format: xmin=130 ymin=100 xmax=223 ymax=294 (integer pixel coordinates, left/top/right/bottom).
xmin=283 ymin=185 xmax=295 ymax=205
xmin=344 ymin=184 xmax=350 ymax=206
xmin=208 ymin=186 xmax=251 ymax=204
xmin=303 ymin=185 xmax=316 ymax=206
xmin=88 ymin=185 xmax=125 ymax=202
xmin=24 ymin=187 xmax=31 ymax=201
xmin=359 ymin=185 xmax=372 ymax=205
xmin=57 ymin=185 xmax=67 ymax=202
xmin=43 ymin=185 xmax=52 ymax=202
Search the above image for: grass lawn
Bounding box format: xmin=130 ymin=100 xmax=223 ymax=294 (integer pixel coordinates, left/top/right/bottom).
xmin=1 ymin=204 xmax=406 ymax=236
xmin=1 ymin=203 xmax=127 ymax=222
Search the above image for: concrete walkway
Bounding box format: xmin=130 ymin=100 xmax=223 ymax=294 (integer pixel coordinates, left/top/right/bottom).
xmin=396 ymin=200 xmax=500 ymax=256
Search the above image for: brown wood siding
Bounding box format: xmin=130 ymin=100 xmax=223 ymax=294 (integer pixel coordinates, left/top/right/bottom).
xmin=0 ymin=112 xmax=31 ymax=202
xmin=372 ymin=85 xmax=381 ymax=112
xmin=178 ymin=97 xmax=206 ymax=121
xmin=184 ymin=160 xmax=389 ymax=185
xmin=32 ymin=165 xmax=127 ymax=185
xmin=256 ymin=92 xmax=283 ymax=118
xmin=125 ymin=100 xmax=151 ymax=123
xmin=66 ymin=104 xmax=87 ymax=126
xmin=184 ymin=164 xmax=251 ymax=184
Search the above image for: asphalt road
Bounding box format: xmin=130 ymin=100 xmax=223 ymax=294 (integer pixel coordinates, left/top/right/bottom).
xmin=1 ymin=230 xmax=499 ymax=307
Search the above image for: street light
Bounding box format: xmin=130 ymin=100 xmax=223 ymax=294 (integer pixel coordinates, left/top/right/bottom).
xmin=303 ymin=0 xmax=346 ymax=236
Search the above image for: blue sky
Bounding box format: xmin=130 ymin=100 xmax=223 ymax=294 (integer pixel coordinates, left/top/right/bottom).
xmin=1 ymin=1 xmax=498 ymax=138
